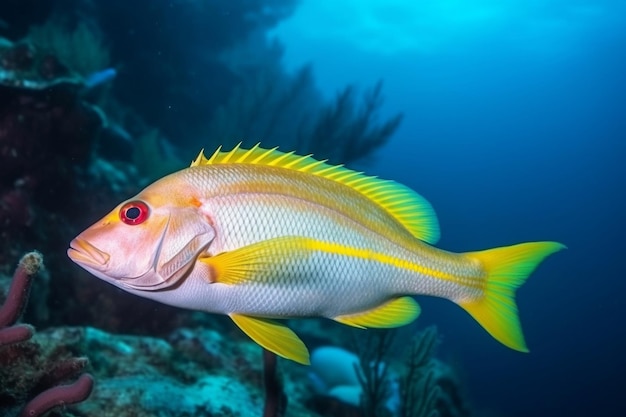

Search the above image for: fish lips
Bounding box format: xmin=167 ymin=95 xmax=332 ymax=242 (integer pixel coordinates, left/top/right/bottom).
xmin=68 ymin=237 xmax=110 ymax=268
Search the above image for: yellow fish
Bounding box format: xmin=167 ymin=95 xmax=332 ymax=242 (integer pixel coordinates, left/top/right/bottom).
xmin=68 ymin=144 xmax=564 ymax=364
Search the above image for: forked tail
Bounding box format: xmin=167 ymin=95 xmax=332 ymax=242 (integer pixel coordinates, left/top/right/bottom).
xmin=459 ymin=241 xmax=566 ymax=352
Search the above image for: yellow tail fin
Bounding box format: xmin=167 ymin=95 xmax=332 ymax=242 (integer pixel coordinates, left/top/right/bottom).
xmin=459 ymin=241 xmax=565 ymax=352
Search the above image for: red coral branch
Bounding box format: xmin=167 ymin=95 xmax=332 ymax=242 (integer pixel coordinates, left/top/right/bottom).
xmin=0 ymin=251 xmax=94 ymax=415
xmin=0 ymin=323 xmax=34 ymax=346
xmin=0 ymin=251 xmax=42 ymax=329
xmin=20 ymin=373 xmax=94 ymax=417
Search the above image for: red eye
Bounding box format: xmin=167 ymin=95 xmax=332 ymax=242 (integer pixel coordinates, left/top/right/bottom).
xmin=119 ymin=200 xmax=150 ymax=225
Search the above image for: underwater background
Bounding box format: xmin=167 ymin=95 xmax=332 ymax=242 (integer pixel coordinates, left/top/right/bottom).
xmin=0 ymin=1 xmax=624 ymax=417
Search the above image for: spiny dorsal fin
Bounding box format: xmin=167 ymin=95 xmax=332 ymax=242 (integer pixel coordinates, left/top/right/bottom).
xmin=191 ymin=144 xmax=440 ymax=243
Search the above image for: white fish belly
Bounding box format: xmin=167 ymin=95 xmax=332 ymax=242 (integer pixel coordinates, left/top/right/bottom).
xmin=213 ymin=250 xmax=415 ymax=318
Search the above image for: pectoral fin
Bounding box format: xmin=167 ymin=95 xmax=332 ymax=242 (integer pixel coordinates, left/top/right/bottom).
xmin=334 ymin=296 xmax=421 ymax=328
xmin=229 ymin=313 xmax=310 ymax=365
xmin=198 ymin=236 xmax=314 ymax=285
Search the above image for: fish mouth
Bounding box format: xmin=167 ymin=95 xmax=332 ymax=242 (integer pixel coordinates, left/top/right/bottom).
xmin=68 ymin=238 xmax=110 ymax=267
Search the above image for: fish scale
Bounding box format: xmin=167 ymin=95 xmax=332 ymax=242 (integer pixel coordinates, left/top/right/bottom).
xmin=68 ymin=144 xmax=565 ymax=364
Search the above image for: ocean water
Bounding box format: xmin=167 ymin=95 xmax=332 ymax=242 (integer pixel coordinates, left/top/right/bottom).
xmin=274 ymin=1 xmax=626 ymax=416
xmin=1 ymin=1 xmax=624 ymax=417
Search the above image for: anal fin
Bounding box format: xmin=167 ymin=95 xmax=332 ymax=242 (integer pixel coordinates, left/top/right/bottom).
xmin=229 ymin=313 xmax=310 ymax=365
xmin=334 ymin=296 xmax=421 ymax=328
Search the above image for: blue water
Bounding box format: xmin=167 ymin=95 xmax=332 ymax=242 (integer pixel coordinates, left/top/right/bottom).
xmin=2 ymin=1 xmax=622 ymax=416
xmin=274 ymin=2 xmax=625 ymax=416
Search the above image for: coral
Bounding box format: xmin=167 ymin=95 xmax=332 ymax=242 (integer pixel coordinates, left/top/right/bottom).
xmin=0 ymin=252 xmax=93 ymax=417
xmin=304 ymin=81 xmax=403 ymax=164
xmin=207 ymin=35 xmax=402 ymax=164
xmin=0 ymin=37 xmax=81 ymax=90
xmin=0 ymin=252 xmax=41 ymax=346
xmin=206 ymin=36 xmax=319 ymax=150
xmin=0 ymin=35 xmax=106 ymax=265
xmin=20 ymin=374 xmax=94 ymax=417
xmin=27 ymin=14 xmax=110 ymax=77
xmin=0 ymin=35 xmax=139 ymax=330
xmin=353 ymin=330 xmax=397 ymax=417
xmin=304 ymin=327 xmax=471 ymax=417
xmin=399 ymin=327 xmax=472 ymax=417
xmin=399 ymin=327 xmax=439 ymax=417
xmin=58 ymin=326 xmax=320 ymax=417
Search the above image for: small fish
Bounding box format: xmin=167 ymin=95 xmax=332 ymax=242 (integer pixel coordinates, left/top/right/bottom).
xmin=84 ymin=67 xmax=117 ymax=89
xmin=68 ymin=144 xmax=565 ymax=364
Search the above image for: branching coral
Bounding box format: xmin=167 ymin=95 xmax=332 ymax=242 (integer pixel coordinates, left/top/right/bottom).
xmin=345 ymin=327 xmax=470 ymax=417
xmin=353 ymin=330 xmax=397 ymax=417
xmin=304 ymin=81 xmax=403 ymax=165
xmin=0 ymin=252 xmax=94 ymax=417
xmin=207 ymin=34 xmax=402 ymax=165
xmin=207 ymin=50 xmax=320 ymax=153
xmin=400 ymin=326 xmax=439 ymax=417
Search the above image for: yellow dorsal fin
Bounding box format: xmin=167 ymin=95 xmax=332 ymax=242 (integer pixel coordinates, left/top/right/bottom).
xmin=191 ymin=144 xmax=440 ymax=244
xmin=334 ymin=296 xmax=421 ymax=328
xmin=229 ymin=313 xmax=310 ymax=365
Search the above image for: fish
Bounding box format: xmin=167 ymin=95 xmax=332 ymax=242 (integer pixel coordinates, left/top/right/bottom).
xmin=68 ymin=144 xmax=565 ymax=364
xmin=84 ymin=67 xmax=118 ymax=89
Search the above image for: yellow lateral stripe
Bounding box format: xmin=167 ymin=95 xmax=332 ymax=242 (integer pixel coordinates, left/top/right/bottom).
xmin=304 ymin=239 xmax=481 ymax=288
xmin=190 ymin=144 xmax=441 ymax=244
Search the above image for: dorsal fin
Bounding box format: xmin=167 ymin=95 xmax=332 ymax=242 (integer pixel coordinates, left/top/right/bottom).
xmin=191 ymin=144 xmax=440 ymax=244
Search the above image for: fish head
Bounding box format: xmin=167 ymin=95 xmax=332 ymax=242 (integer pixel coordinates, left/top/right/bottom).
xmin=68 ymin=184 xmax=215 ymax=291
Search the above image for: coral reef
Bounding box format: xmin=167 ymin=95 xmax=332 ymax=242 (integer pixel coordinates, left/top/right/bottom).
xmin=0 ymin=34 xmax=144 ymax=335
xmin=0 ymin=252 xmax=93 ymax=417
xmin=0 ymin=35 xmax=107 ymax=265
xmin=66 ymin=326 xmax=317 ymax=417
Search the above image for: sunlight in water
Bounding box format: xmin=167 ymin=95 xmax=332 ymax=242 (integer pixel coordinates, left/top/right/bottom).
xmin=271 ymin=0 xmax=610 ymax=55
